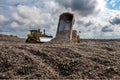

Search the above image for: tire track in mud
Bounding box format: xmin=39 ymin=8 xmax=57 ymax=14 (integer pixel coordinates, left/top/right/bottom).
xmin=27 ymin=45 xmax=120 ymax=79
xmin=28 ymin=47 xmax=83 ymax=77
xmin=16 ymin=47 xmax=60 ymax=79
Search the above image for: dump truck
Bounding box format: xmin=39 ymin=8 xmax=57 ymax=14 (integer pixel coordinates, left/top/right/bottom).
xmin=26 ymin=29 xmax=52 ymax=43
xmin=55 ymin=12 xmax=80 ymax=42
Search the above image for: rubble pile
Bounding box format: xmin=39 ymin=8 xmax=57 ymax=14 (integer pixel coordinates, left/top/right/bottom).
xmin=0 ymin=34 xmax=120 ymax=79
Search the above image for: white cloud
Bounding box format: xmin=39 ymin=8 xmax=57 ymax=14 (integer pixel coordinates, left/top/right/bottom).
xmin=12 ymin=5 xmax=52 ymax=27
xmin=44 ymin=1 xmax=59 ymax=11
xmin=10 ymin=21 xmax=19 ymax=28
xmin=0 ymin=15 xmax=7 ymax=22
xmin=95 ymin=0 xmax=106 ymax=12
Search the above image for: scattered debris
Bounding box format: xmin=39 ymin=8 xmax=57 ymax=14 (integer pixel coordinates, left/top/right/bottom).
xmin=0 ymin=34 xmax=120 ymax=79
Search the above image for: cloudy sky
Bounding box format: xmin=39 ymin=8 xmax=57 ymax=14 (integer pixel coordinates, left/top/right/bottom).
xmin=0 ymin=0 xmax=120 ymax=39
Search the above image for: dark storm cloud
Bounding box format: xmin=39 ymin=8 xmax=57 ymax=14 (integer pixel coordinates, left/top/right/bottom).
xmin=76 ymin=20 xmax=84 ymax=25
xmin=56 ymin=0 xmax=97 ymax=16
xmin=85 ymin=21 xmax=93 ymax=27
xmin=101 ymin=26 xmax=113 ymax=32
xmin=109 ymin=15 xmax=120 ymax=25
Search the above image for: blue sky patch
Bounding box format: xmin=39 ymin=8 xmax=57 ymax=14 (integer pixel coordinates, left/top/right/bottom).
xmin=106 ymin=0 xmax=120 ymax=10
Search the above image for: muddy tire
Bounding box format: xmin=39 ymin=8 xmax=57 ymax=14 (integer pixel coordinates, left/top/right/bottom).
xmin=26 ymin=38 xmax=30 ymax=43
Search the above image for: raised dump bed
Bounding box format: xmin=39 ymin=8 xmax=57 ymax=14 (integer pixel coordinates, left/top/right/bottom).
xmin=51 ymin=12 xmax=80 ymax=43
xmin=56 ymin=12 xmax=75 ymax=40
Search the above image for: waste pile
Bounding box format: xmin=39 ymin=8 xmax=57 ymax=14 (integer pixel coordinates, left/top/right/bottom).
xmin=0 ymin=34 xmax=120 ymax=79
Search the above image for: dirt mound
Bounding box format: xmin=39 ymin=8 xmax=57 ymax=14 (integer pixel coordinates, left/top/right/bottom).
xmin=0 ymin=34 xmax=25 ymax=42
xmin=0 ymin=34 xmax=120 ymax=79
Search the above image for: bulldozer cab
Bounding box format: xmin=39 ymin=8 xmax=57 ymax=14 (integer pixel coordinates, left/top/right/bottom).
xmin=72 ymin=30 xmax=77 ymax=35
xmin=31 ymin=31 xmax=36 ymax=35
xmin=30 ymin=30 xmax=40 ymax=36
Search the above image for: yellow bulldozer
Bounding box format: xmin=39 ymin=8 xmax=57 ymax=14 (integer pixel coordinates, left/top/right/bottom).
xmin=26 ymin=29 xmax=52 ymax=43
xmin=72 ymin=30 xmax=80 ymax=43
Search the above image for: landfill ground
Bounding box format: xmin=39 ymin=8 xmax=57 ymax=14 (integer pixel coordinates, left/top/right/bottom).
xmin=0 ymin=34 xmax=120 ymax=79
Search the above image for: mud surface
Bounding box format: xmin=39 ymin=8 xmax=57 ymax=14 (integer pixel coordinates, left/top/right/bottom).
xmin=0 ymin=34 xmax=120 ymax=79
